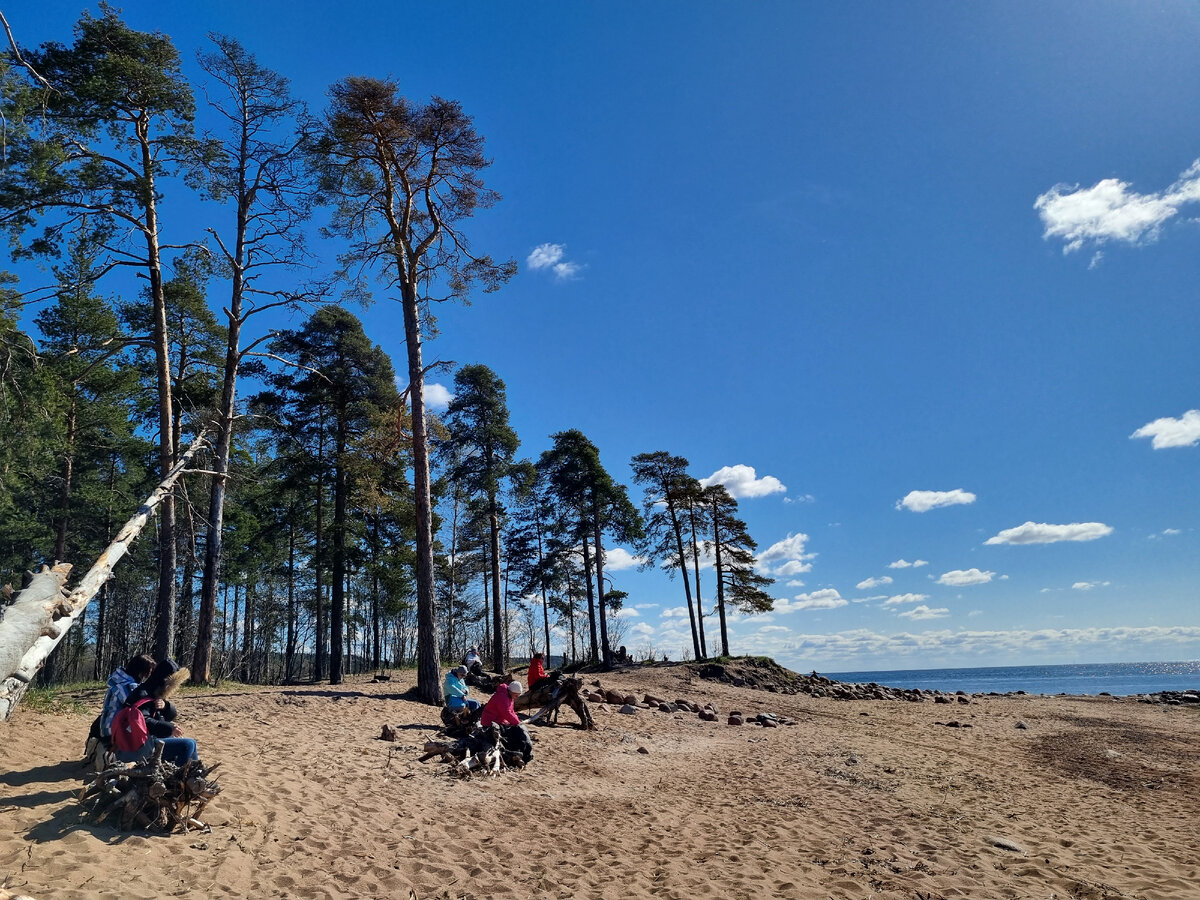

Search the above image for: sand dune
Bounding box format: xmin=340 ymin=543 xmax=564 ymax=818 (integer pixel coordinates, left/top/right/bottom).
xmin=2 ymin=665 xmax=1199 ymax=899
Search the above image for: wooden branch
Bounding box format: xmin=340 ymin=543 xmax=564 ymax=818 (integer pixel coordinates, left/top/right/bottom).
xmin=0 ymin=428 xmax=211 ymax=721
xmin=0 ymin=10 xmax=53 ymax=91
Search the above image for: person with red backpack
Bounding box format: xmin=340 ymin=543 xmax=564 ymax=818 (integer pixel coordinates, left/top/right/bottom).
xmin=82 ymin=653 xmax=156 ymax=770
xmin=112 ymin=658 xmax=198 ymax=767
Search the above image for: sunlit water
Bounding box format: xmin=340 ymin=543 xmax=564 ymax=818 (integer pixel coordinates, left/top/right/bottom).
xmin=823 ymin=661 xmax=1200 ymax=696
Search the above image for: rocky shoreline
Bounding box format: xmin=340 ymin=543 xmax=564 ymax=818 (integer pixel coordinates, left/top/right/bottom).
xmin=689 ymin=658 xmax=1200 ymax=706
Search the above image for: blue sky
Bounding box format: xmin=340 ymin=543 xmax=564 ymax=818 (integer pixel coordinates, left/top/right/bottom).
xmin=7 ymin=1 xmax=1200 ymax=671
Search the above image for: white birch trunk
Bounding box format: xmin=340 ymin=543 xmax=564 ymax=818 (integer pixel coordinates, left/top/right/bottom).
xmin=0 ymin=429 xmax=208 ymax=721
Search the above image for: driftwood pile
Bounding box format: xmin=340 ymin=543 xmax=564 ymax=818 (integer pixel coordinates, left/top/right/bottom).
xmin=419 ymin=724 xmax=526 ymax=778
xmin=77 ymin=743 xmax=221 ymax=832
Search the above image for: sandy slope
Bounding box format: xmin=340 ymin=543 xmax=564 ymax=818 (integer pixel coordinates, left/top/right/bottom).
xmin=2 ymin=665 xmax=1198 ymax=899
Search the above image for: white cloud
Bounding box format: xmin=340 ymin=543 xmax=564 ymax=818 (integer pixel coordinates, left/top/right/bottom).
xmin=888 ymin=558 xmax=929 ymax=569
xmin=758 ymin=625 xmax=791 ymax=634
xmin=985 ymin=521 xmax=1113 ymax=546
xmin=661 ymin=606 xmax=689 ymax=618
xmin=899 ymin=605 xmax=949 ymax=620
xmin=613 ymin=607 xmax=639 ymax=618
xmin=1035 ymin=160 xmax=1200 ymax=254
xmin=527 ymin=243 xmax=583 ymax=280
xmin=630 ymin=622 xmax=655 ymax=637
xmin=896 ymin=489 xmax=976 ymax=513
xmin=788 ymin=589 xmax=847 ymax=611
xmin=757 ymin=533 xmax=816 ymax=577
xmin=882 ymin=593 xmax=930 ymax=606
xmin=755 ymin=624 xmax=1200 ymax=670
xmin=527 ymin=243 xmax=564 ymax=269
xmin=936 ymin=568 xmax=995 ymax=587
xmin=1150 ymin=528 xmax=1182 ymax=540
xmin=603 ymin=547 xmax=645 ymax=571
xmin=700 ymin=464 xmax=787 ymax=499
xmin=1131 ymin=410 xmax=1200 ymax=449
xmin=783 ymin=494 xmax=815 ymax=504
xmin=857 ymin=575 xmax=893 ymax=590
xmin=786 ymin=579 xmax=806 ymax=587
xmin=1072 ymin=581 xmax=1111 ymax=591
xmin=406 ymin=381 xmax=453 ymax=410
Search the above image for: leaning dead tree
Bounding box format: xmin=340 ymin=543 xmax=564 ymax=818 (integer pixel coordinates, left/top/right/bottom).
xmin=516 ymin=674 xmax=595 ymax=730
xmin=0 ymin=430 xmax=210 ymax=721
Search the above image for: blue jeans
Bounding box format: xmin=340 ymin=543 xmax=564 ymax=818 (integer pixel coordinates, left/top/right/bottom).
xmin=115 ymin=737 xmax=198 ymax=766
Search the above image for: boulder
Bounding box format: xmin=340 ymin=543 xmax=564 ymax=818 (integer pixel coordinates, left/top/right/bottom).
xmin=618 ymin=704 xmax=638 ymax=715
xmin=728 ymin=714 xmax=744 ymax=726
xmin=698 ymin=710 xmax=717 ymax=722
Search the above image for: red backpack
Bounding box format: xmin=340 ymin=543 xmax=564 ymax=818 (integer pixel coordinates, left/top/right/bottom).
xmin=111 ymin=698 xmax=151 ymax=752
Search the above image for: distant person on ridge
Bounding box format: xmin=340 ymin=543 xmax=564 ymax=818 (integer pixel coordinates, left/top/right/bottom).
xmin=463 ymin=646 xmax=484 ymax=680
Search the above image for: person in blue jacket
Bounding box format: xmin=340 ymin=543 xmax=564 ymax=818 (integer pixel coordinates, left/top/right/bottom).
xmin=444 ymin=665 xmax=480 ymax=712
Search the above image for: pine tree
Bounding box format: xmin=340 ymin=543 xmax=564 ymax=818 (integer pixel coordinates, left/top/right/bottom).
xmin=630 ymin=451 xmax=705 ymax=660
xmin=1 ymin=7 xmax=215 ymax=659
xmin=313 ymin=78 xmax=515 ymax=703
xmin=541 ymin=431 xmax=643 ymax=668
xmin=443 ymin=365 xmax=520 ymax=671
xmin=191 ymin=34 xmax=312 ymax=686
xmin=262 ymin=308 xmax=400 ymax=684
xmin=703 ymin=484 xmax=775 ymax=657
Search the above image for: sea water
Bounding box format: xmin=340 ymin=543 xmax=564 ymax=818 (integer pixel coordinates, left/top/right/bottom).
xmin=823 ymin=661 xmax=1200 ymax=696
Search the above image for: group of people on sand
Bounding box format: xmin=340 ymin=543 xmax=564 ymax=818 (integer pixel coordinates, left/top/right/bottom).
xmin=85 ymin=654 xmax=200 ymax=770
xmin=442 ymin=649 xmax=551 ymax=762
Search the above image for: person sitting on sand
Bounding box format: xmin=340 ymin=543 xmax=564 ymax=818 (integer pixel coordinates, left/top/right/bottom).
xmin=444 ymin=665 xmax=480 ymax=713
xmin=480 ymin=680 xmax=533 ymax=761
xmin=527 ymin=652 xmax=547 ymax=688
xmin=115 ymin=658 xmax=199 ymax=767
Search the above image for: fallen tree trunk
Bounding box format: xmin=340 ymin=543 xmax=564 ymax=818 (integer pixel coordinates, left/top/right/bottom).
xmin=517 ymin=674 xmax=595 ymax=730
xmin=0 ymin=429 xmax=210 ymax=721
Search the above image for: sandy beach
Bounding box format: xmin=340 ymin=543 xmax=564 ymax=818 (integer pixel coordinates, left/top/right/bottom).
xmin=2 ymin=663 xmax=1198 ymax=900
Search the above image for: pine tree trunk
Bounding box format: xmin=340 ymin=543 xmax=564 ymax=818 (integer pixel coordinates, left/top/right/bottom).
xmin=581 ymin=535 xmax=599 ymax=664
xmin=330 ymin=417 xmax=347 ymax=685
xmin=688 ymin=506 xmax=707 ymax=660
xmin=668 ymin=502 xmax=702 ymax=660
xmin=489 ymin=493 xmax=504 ymax=672
xmin=143 ymin=139 xmax=178 ymax=663
xmin=314 ymin=440 xmax=326 ymax=682
xmin=400 ymin=280 xmax=443 ymax=704
xmin=285 ymin=520 xmax=296 ymax=682
xmin=592 ymin=502 xmax=612 ymax=669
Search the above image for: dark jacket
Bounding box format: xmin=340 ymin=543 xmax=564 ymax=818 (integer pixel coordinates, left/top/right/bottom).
xmin=124 ymin=659 xmax=182 ymax=740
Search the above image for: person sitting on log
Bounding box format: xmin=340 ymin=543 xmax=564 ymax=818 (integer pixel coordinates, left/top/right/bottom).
xmin=444 ymin=665 xmax=480 ymax=713
xmin=480 ymin=680 xmax=533 ymax=762
xmin=84 ymin=652 xmax=155 ymax=769
xmin=527 ymin=651 xmax=548 ymax=689
xmin=115 ymin=658 xmax=199 ymax=767
xmin=463 ymin=646 xmax=484 ymax=677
